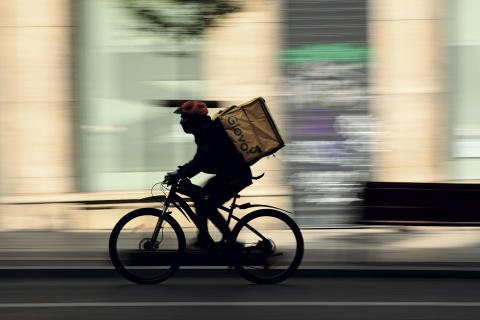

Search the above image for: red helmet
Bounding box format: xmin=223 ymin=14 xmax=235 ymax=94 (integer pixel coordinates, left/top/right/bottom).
xmin=174 ymin=100 xmax=208 ymax=116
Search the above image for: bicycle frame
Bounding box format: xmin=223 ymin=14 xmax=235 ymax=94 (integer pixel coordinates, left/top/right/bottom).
xmin=110 ymin=178 xmax=304 ymax=285
xmin=141 ymin=182 xmax=221 ymax=246
xmin=141 ymin=181 xmax=290 ymax=247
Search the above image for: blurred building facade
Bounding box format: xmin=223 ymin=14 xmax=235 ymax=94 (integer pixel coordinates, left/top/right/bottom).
xmin=0 ymin=0 xmax=478 ymax=229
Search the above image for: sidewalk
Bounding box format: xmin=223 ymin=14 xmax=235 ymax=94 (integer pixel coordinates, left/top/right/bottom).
xmin=2 ymin=227 xmax=480 ymax=278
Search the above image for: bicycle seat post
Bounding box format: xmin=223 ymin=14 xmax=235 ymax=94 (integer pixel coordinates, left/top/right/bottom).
xmin=225 ymin=194 xmax=240 ymax=229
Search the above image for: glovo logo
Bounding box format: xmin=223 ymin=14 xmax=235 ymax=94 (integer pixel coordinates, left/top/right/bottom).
xmin=227 ymin=116 xmax=260 ymax=154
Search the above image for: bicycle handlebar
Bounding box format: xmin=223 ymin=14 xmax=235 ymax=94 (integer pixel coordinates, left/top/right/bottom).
xmin=163 ymin=174 xmax=180 ymax=186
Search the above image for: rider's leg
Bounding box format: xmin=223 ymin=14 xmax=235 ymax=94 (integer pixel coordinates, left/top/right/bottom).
xmin=202 ymin=175 xmax=252 ymax=243
xmin=191 ymin=197 xmax=216 ymax=248
xmin=192 ymin=196 xmax=233 ymax=248
xmin=204 ymin=200 xmax=231 ymax=239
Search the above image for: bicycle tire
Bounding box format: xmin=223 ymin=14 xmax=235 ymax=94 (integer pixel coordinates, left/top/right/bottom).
xmin=231 ymin=209 xmax=304 ymax=284
xmin=109 ymin=208 xmax=186 ymax=284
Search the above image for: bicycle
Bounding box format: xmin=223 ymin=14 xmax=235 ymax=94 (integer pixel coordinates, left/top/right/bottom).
xmin=108 ymin=176 xmax=304 ymax=285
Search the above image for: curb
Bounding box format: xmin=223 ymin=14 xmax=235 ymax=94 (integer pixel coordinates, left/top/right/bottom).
xmin=3 ymin=265 xmax=480 ymax=280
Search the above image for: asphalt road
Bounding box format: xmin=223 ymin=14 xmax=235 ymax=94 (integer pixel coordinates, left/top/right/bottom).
xmin=2 ymin=276 xmax=480 ymax=320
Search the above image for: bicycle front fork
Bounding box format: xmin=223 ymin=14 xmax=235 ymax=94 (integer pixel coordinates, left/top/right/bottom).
xmin=146 ymin=203 xmax=171 ymax=250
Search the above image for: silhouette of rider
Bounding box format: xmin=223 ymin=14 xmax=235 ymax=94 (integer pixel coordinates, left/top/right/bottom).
xmin=165 ymin=101 xmax=252 ymax=249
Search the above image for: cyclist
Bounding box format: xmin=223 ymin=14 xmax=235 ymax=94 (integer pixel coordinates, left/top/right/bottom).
xmin=165 ymin=100 xmax=252 ymax=250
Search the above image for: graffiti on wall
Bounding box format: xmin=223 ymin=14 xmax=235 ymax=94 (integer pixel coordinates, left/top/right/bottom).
xmin=281 ymin=0 xmax=376 ymax=226
xmin=283 ymin=59 xmax=376 ymax=226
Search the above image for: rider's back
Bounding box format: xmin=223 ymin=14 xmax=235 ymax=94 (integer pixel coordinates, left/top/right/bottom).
xmin=181 ymin=117 xmax=251 ymax=179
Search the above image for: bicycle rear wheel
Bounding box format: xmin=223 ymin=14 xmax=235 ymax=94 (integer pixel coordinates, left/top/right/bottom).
xmin=109 ymin=208 xmax=186 ymax=284
xmin=231 ymin=209 xmax=304 ymax=284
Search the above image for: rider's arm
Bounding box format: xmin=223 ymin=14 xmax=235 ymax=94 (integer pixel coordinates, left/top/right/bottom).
xmin=177 ymin=125 xmax=220 ymax=179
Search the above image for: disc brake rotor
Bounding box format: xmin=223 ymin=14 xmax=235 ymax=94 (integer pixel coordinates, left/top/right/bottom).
xmin=139 ymin=238 xmax=159 ymax=256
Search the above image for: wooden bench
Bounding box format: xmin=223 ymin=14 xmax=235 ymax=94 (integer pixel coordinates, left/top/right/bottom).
xmin=358 ymin=181 xmax=480 ymax=226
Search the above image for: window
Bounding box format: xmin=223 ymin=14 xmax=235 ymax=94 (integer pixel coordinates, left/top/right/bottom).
xmin=78 ymin=0 xmax=201 ymax=190
xmin=449 ymin=0 xmax=480 ymax=179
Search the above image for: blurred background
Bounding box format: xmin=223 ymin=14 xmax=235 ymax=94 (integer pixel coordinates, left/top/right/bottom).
xmin=0 ymin=0 xmax=479 ymax=231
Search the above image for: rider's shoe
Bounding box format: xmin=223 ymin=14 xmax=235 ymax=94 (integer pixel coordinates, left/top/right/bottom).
xmin=191 ymin=234 xmax=216 ymax=251
xmin=192 ymin=239 xmax=212 ymax=251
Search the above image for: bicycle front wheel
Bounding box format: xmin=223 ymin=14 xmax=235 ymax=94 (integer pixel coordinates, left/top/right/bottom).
xmin=109 ymin=208 xmax=186 ymax=284
xmin=231 ymin=209 xmax=304 ymax=284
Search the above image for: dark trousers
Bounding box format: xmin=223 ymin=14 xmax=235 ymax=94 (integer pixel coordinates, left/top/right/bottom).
xmin=194 ymin=173 xmax=252 ymax=243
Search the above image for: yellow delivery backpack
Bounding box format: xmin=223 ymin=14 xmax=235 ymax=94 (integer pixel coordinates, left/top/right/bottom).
xmin=212 ymin=97 xmax=285 ymax=165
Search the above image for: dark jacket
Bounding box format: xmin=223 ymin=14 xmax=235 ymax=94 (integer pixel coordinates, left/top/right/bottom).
xmin=177 ymin=117 xmax=251 ymax=179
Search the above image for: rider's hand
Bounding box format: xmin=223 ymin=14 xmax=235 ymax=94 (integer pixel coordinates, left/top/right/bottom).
xmin=164 ymin=170 xmax=179 ymax=185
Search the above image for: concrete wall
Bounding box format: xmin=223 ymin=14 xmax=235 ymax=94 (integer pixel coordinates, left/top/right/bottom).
xmin=0 ymin=0 xmax=76 ymax=197
xmin=202 ymin=0 xmax=287 ymax=198
xmin=0 ymin=0 xmax=289 ymax=230
xmin=0 ymin=0 xmax=75 ymax=228
xmin=0 ymin=0 xmax=450 ymax=229
xmin=369 ymin=0 xmax=447 ymax=182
